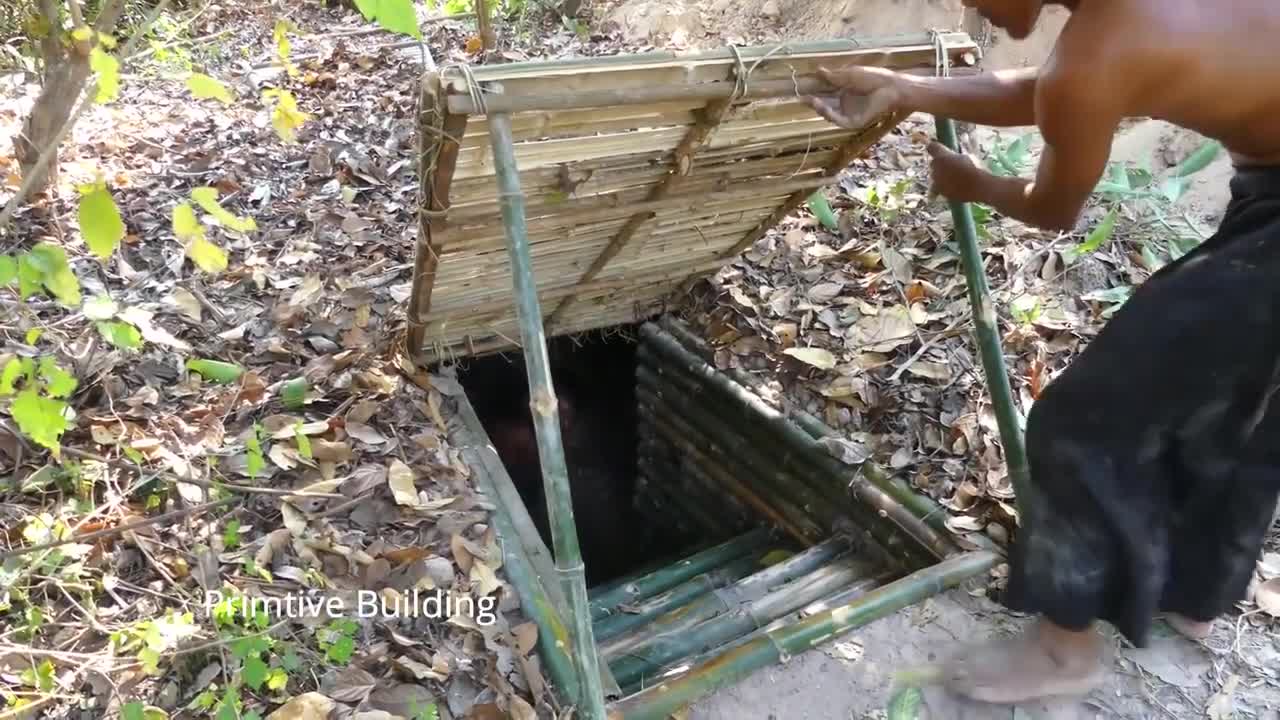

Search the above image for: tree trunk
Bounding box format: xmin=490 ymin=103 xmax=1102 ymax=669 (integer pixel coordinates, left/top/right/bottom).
xmin=14 ymin=0 xmax=123 ymax=195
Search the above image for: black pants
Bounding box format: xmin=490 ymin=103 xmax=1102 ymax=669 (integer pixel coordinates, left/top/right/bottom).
xmin=1003 ymin=166 xmax=1280 ymax=648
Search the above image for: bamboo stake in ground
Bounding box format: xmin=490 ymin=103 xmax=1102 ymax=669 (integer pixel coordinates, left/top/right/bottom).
xmin=933 ymin=116 xmax=1032 ymax=516
xmin=486 ymin=90 xmax=606 ymax=720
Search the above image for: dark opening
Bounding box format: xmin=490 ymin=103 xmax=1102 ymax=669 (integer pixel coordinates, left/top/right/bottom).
xmin=452 ymin=323 xmax=697 ymax=587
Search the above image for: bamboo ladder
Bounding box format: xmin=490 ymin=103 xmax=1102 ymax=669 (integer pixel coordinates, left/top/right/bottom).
xmin=409 ymin=31 xmax=1032 ymax=719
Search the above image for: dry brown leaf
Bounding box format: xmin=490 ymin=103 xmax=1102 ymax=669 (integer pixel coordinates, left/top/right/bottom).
xmin=1255 ymin=578 xmax=1280 ymax=616
xmin=509 ymin=696 xmax=537 ymax=720
xmin=346 ymin=400 xmax=380 ymax=424
xmin=852 ymin=304 xmax=915 ymax=352
xmin=265 ymin=692 xmax=335 ymax=720
xmin=470 ymin=559 xmax=502 ymax=596
xmin=906 ymin=361 xmax=951 ymax=381
xmin=514 ymin=622 xmax=538 ymax=655
xmin=782 ymin=347 xmax=837 ymax=370
xmin=346 ymin=421 xmax=387 ymax=445
xmin=271 ymin=420 xmax=329 ymax=440
xmin=312 ymin=439 xmax=353 ymax=463
xmin=255 ymin=528 xmax=293 ymax=567
xmin=452 ymin=533 xmax=474 ymax=573
xmin=324 ymin=666 xmax=377 ymax=703
xmin=807 ymin=282 xmax=844 ymax=303
xmin=289 ymin=275 xmax=324 ymax=307
xmin=169 ymin=288 xmax=203 ymax=321
xmin=388 ymin=460 xmax=418 ymax=506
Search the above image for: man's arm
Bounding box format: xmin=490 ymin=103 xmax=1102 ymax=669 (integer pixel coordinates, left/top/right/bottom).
xmin=986 ymin=71 xmax=1120 ymax=230
xmin=897 ymin=67 xmax=1040 ymax=127
xmin=934 ymin=69 xmax=1120 ymax=231
xmin=808 ymin=66 xmax=1038 ymax=129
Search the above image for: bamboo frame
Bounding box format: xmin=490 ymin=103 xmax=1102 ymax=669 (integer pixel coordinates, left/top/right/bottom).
xmin=406 ymin=34 xmax=980 ymax=362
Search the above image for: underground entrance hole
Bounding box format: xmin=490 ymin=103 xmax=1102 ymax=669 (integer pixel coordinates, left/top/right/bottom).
xmin=453 ymin=322 xmax=755 ymax=587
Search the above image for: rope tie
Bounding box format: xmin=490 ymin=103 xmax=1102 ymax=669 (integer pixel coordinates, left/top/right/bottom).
xmin=929 ymin=29 xmax=952 ymax=78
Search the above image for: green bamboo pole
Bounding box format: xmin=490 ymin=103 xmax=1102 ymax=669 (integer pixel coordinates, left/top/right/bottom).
xmin=610 ymin=557 xmax=873 ymax=688
xmin=609 ymin=550 xmax=1000 ymax=719
xmin=590 ymin=527 xmax=774 ymax=621
xmin=487 ymin=94 xmax=606 ymax=720
xmin=933 ymin=117 xmax=1032 ymax=515
xmin=602 ymin=536 xmax=854 ymax=663
xmin=594 ymin=553 xmax=766 ymax=642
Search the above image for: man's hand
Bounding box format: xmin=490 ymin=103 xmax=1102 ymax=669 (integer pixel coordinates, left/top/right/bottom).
xmin=804 ymin=66 xmax=907 ymax=128
xmin=925 ymin=141 xmax=984 ymax=203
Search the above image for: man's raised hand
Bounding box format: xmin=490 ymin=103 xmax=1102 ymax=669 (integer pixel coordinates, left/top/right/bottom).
xmin=804 ymin=66 xmax=906 ymax=128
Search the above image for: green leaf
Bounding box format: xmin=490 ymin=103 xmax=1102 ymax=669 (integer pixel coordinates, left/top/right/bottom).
xmin=241 ymin=655 xmax=269 ymax=691
xmin=806 ymin=191 xmax=838 ymax=230
xmin=89 ymin=46 xmax=120 ymax=103
xmin=25 ymin=328 xmax=42 ymax=345
xmin=122 ymin=702 xmax=147 ymax=720
xmin=1066 ymin=206 xmax=1118 ymax=262
xmin=266 ymin=667 xmax=289 ymax=691
xmin=20 ymin=659 xmax=56 ymax=692
xmin=40 ymin=357 xmax=78 ymax=399
xmin=83 ymin=294 xmax=119 ymax=320
xmin=173 ymin=203 xmax=204 ymax=242
xmin=246 ymin=431 xmax=265 ymax=480
xmin=78 ymin=183 xmax=125 ymax=259
xmin=189 ymin=236 xmax=229 ymax=274
xmin=327 ymin=634 xmax=356 ymax=664
xmin=1159 ymin=176 xmax=1188 ymax=203
xmin=886 ymin=686 xmax=922 ymax=720
xmin=191 ymin=187 xmax=257 ymax=233
xmin=223 ymin=519 xmax=242 ymax=550
xmin=360 ymin=0 xmax=423 ymax=38
xmin=1174 ymin=140 xmax=1223 ymax=178
xmin=215 ymin=686 xmax=240 ymax=720
xmin=11 ymin=388 xmax=71 ymax=451
xmin=187 ymin=73 xmax=234 ymax=104
xmin=27 ymin=243 xmax=81 ymax=306
xmin=186 ymin=359 xmax=244 ymax=383
xmin=0 ymin=255 xmax=17 ymax=285
xmin=281 ymin=648 xmax=302 ymax=673
xmin=0 ymin=358 xmax=21 ymax=395
xmin=282 ymin=377 xmax=308 ymax=410
xmin=97 ymin=321 xmax=144 ymax=350
xmin=294 ymin=422 xmax=313 ymax=460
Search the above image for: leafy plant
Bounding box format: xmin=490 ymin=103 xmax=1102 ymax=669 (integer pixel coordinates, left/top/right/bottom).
xmin=316 ymin=619 xmax=358 ymax=664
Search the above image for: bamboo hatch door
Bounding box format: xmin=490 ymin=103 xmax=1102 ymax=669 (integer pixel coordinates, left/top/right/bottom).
xmin=406 ymin=32 xmax=980 ymax=362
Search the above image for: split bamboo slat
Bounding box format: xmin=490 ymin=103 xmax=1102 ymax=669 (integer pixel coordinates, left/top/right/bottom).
xmin=406 ymin=33 xmax=980 ymax=361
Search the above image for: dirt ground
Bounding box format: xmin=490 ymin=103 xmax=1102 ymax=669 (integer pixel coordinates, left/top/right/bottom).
xmin=690 ymin=583 xmax=1280 ymax=720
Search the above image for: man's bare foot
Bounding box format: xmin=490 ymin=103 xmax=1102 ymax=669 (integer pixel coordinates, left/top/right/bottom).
xmin=1164 ymin=613 xmax=1213 ymax=641
xmin=939 ymin=619 xmax=1106 ymax=705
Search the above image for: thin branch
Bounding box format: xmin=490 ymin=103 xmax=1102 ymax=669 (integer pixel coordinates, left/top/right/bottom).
xmin=0 ymin=496 xmax=237 ymax=563
xmin=60 ymin=447 xmax=346 ymax=500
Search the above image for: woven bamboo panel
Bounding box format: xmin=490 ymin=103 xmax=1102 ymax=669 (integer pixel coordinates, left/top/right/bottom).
xmin=408 ymin=32 xmax=980 ymax=362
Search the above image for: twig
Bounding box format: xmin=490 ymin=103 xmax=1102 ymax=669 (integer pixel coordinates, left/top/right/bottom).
xmin=60 ymin=447 xmax=345 ymax=499
xmin=0 ymin=0 xmax=173 ymax=233
xmin=887 ymin=315 xmax=967 ymax=382
xmin=0 ymin=497 xmax=237 ymax=563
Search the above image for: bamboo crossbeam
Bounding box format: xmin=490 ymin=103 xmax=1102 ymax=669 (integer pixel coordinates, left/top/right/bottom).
xmin=589 ymin=528 xmax=774 ymax=621
xmin=600 ymin=536 xmax=855 ymax=664
xmin=610 ymin=557 xmax=872 ymax=688
xmin=442 ymin=35 xmax=978 ymax=114
xmin=487 ymin=97 xmax=607 ymax=720
xmin=608 ymin=551 xmax=1000 ymax=720
xmin=592 ymin=553 xmax=765 ymax=643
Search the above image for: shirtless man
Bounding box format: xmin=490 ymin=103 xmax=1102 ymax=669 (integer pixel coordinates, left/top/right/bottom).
xmin=806 ymin=0 xmax=1280 ymax=705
